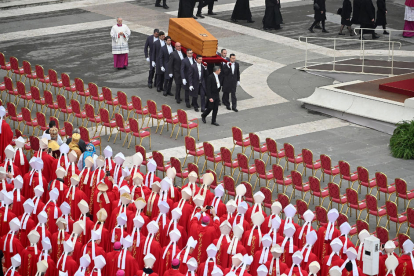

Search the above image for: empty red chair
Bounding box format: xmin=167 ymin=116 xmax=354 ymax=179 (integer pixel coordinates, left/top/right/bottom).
xmin=202 ymin=142 xmax=222 ymax=173
xmin=113 ymin=113 xmax=131 ymax=146
xmin=152 ymin=151 xmax=171 ymax=178
xmin=345 ymin=188 xmax=367 ymax=220
xmin=102 ymin=87 xmax=119 ymax=118
xmin=48 ymin=69 xmax=63 ymax=95
xmin=79 ymin=126 xmax=102 ymax=155
xmin=69 ymin=99 xmax=86 ymax=126
xmin=30 ymin=86 xmax=45 ymax=113
xmin=254 ymin=158 xmax=273 ymax=190
xmin=176 ymin=109 xmax=199 ymax=140
xmin=10 ymin=56 xmax=25 ymax=81
xmin=170 ymin=157 xmax=188 ymax=186
xmin=356 ymin=166 xmax=377 ymax=194
xmin=22 ymin=61 xmax=37 ymax=86
xmin=219 ymin=147 xmax=239 ymax=179
xmin=35 ymin=65 xmax=50 ymax=90
xmin=36 ymin=112 xmax=48 ymax=136
xmin=4 ymin=76 xmax=18 ymax=104
xmin=0 ymin=52 xmax=11 ymax=76
xmin=385 ymin=200 xmax=407 ymax=235
xmin=407 ymin=208 xmax=414 ymax=236
xmin=43 ymin=90 xmax=59 ymax=117
xmin=242 ymin=182 xmax=254 ymax=204
xmin=231 ymin=126 xmax=250 ymax=154
xmin=290 ymin=170 xmax=310 ymax=200
xmin=135 ymin=145 xmax=150 ymax=166
xmin=260 ymin=186 xmax=273 ymax=210
xmin=223 ymin=175 xmax=236 ymax=201
xmin=395 ymin=178 xmax=414 ymax=209
xmin=89 ymin=83 xmax=104 ymax=109
xmin=283 ymin=143 xmax=303 ymax=171
xmin=375 ymin=226 xmax=397 ymax=247
xmin=160 ymin=104 xmax=179 ymax=137
xmin=16 ymin=81 xmax=32 ymax=108
xmin=56 ymin=94 xmax=72 ymax=121
xmin=309 ymin=175 xmax=329 ymax=205
xmin=61 ymin=73 xmax=76 ymax=99
xmin=98 ymin=108 xmax=117 ymax=141
xmin=338 ymin=160 xmax=358 ymax=188
xmin=131 ymin=95 xmax=149 ymax=123
xmin=128 ymin=117 xmax=151 ymax=149
xmin=84 ymin=104 xmax=101 ymax=136
xmin=320 ymin=154 xmax=340 ymax=182
xmin=265 ymin=137 xmax=285 ymax=166
xmin=64 ymin=121 xmax=74 ymax=139
xmin=249 ymin=132 xmax=267 ymax=160
xmin=117 ymin=91 xmax=134 ymax=119
xmin=74 ymin=78 xmax=90 ymax=104
xmin=365 ymin=194 xmax=386 ymax=227
xmin=184 ymin=136 xmax=204 ymax=166
xmin=375 ymin=172 xmax=396 ymax=201
xmin=272 ymin=164 xmax=292 ymax=193
xmin=315 ymin=205 xmax=328 ymax=228
xmin=21 ymin=107 xmax=38 ymax=135
xmin=146 ymin=99 xmax=163 ymax=133
xmin=398 ymin=233 xmax=410 ymax=255
xmin=29 ymin=136 xmax=40 ymax=158
xmin=236 ymin=153 xmax=256 ymax=183
xmin=301 ymin=148 xmax=321 ymax=176
xmin=6 ymin=102 xmax=23 ymax=130
xmin=277 ymin=193 xmax=290 ymax=219
xmin=328 ymin=182 xmax=347 ymax=212
xmin=0 ymin=80 xmax=5 ymax=99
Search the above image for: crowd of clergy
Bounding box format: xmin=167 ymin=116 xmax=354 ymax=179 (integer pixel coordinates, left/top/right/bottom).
xmin=0 ymin=107 xmax=412 ymax=276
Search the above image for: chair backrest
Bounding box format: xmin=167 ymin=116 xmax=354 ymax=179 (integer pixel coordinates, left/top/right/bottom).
xmin=309 ymin=176 xmax=321 ymax=193
xmin=291 ymin=170 xmax=303 ymax=188
xmin=131 ymin=96 xmax=144 ymax=111
xmin=395 ymin=178 xmax=408 ymax=195
xmin=30 ymin=136 xmax=40 ymax=152
xmin=266 ymin=138 xmax=277 ymax=154
xmin=64 ymin=122 xmax=73 ymax=137
xmin=337 ymin=213 xmax=348 ymax=226
xmin=43 ymin=90 xmax=54 ymax=106
xmin=9 ymin=56 xmax=19 ymax=71
xmin=220 ymin=147 xmax=233 ymax=163
xmin=114 ymin=113 xmax=124 ymax=129
xmin=85 ymin=104 xmax=96 ymax=120
xmin=254 ymin=159 xmax=266 ymax=175
xmin=277 ymin=193 xmax=290 ymax=210
xmin=147 ymin=100 xmax=157 ymax=116
xmin=223 ymin=175 xmax=235 ymax=193
xmin=50 ymin=117 xmax=59 ymax=129
xmin=35 ymin=65 xmax=45 ymax=79
xmin=102 ymin=87 xmax=114 ymax=102
xmin=249 ymin=133 xmax=260 ymax=149
xmin=22 ymin=61 xmax=32 ymax=75
xmin=407 ymin=208 xmax=414 ymax=226
xmin=237 ymin=153 xmax=249 ymax=170
xmin=320 ymin=154 xmax=332 ymax=171
xmin=315 ymin=206 xmax=328 ymax=224
xmin=56 ymin=94 xmax=67 ymax=109
xmin=356 ymin=219 xmax=369 ymax=233
xmin=296 ymin=199 xmax=308 ymax=217
xmin=385 ymin=201 xmax=398 ymax=218
xmin=206 ymin=169 xmax=217 ymax=188
xmin=375 ymin=172 xmax=388 ymax=189
xmin=151 ymin=151 xmax=164 ymax=169
xmin=365 ymin=194 xmax=378 ymax=212
xmin=169 ymin=157 xmax=183 ymax=174
xmin=117 ymin=91 xmax=128 ymax=106
xmin=135 ymin=145 xmax=147 ymax=163
xmin=4 ymin=76 xmax=13 ymax=91
xmin=15 ymin=129 xmax=23 ymax=138
xmin=338 ymin=160 xmax=351 ymax=178
xmin=61 ymin=73 xmax=71 ymax=88
xmin=79 ymin=126 xmax=90 ymax=143
xmin=357 ymin=166 xmax=369 ymax=183
xmin=128 ymin=118 xmax=140 ymax=133
xmin=241 ymin=182 xmax=253 ymax=199
xmin=161 ymin=104 xmax=172 ymax=120
xmin=302 ymin=148 xmax=313 ymax=166
xmin=30 ymin=86 xmax=41 ymax=101
xmin=71 ymin=99 xmax=81 ymax=115
xmin=6 ymin=102 xmax=16 ymax=117
xmin=345 ymin=188 xmax=359 ymax=205
xmin=284 ymin=143 xmax=295 ymax=159
xmin=36 ymin=112 xmax=46 ymax=128
xmin=185 ymin=136 xmax=196 ymax=152
xmin=375 ymin=226 xmax=389 ymax=244
xmin=260 ymin=186 xmax=272 ymax=205
xmin=16 ymin=81 xmax=26 ymax=96
xmin=328 ymin=182 xmax=341 ymax=199
xmin=74 ymin=78 xmax=85 ymax=93
xmin=99 ymin=108 xmax=110 ymax=124
xmin=187 ymin=163 xmax=199 ymax=178
xmin=272 ymin=164 xmax=284 ymax=181
xmin=88 ymin=83 xmax=99 ymax=97
xmin=48 ymin=69 xmax=58 ymax=83
xmin=398 ymin=233 xmax=410 ymax=251
xmin=232 ymin=127 xmax=243 ymax=143
xmin=177 ymin=109 xmax=188 ymax=125
xmin=0 ymin=52 xmax=7 ymax=67
xmin=203 ymin=142 xmax=215 ymax=159
xmin=21 ymin=107 xmax=32 ymax=122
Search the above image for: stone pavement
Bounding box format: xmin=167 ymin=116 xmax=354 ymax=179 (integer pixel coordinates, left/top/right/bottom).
xmin=1 ymin=0 xmax=414 ymax=238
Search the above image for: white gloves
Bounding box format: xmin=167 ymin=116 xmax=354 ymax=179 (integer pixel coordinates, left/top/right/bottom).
xmin=189 ymin=86 xmax=194 ymax=91
xmin=237 ymin=81 xmax=240 ymax=86
xmin=152 ymin=61 xmax=156 ymax=67
xmin=182 ymin=79 xmax=187 ymax=85
xmin=169 ymin=74 xmax=173 ymax=78
xmin=227 ymin=62 xmax=231 ymax=68
xmin=161 ymin=66 xmax=165 ymax=72
xmin=146 ymin=57 xmax=150 ymax=62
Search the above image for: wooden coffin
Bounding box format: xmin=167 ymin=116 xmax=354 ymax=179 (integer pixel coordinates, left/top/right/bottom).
xmin=168 ymin=18 xmax=218 ymax=57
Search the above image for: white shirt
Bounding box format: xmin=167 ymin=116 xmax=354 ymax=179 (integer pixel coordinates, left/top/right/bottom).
xmin=167 ymin=45 xmax=173 ymax=54
xmin=153 ymin=36 xmax=159 ymax=42
xmin=197 ymin=63 xmax=202 ymax=80
xmin=213 ymin=73 xmax=220 ymax=88
xmin=188 ymin=57 xmax=193 ymax=65
xmin=231 ymin=63 xmax=235 ymax=74
xmin=177 ymin=51 xmax=184 ymax=60
xmin=160 ymin=40 xmax=165 ymax=47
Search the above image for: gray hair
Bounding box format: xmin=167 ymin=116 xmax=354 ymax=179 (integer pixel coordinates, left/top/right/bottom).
xmin=73 ymin=128 xmax=80 ymax=134
xmin=116 ymin=17 xmax=122 ymax=21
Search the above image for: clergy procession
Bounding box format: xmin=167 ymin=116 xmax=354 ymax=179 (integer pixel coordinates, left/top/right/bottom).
xmin=0 ymin=107 xmax=411 ymax=276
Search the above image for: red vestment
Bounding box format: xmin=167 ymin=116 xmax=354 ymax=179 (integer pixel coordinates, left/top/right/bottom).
xmin=143 ymin=173 xmax=161 ymax=187
xmin=93 ymin=224 xmax=112 ymax=252
xmin=20 ymin=246 xmax=39 ymax=276
xmin=160 ymin=245 xmax=182 ymax=276
xmin=284 ymin=266 xmax=309 ymax=276
xmin=265 ymin=258 xmax=289 ymax=276
xmin=213 ymin=237 xmax=231 ymax=268
xmin=5 ymin=270 xmax=22 ymax=276
xmin=78 ymin=169 xmax=93 ymax=200
xmin=110 ymin=227 xmax=130 ymax=249
xmin=395 ymin=255 xmax=414 ymax=276
xmin=198 ymin=261 xmax=223 ymax=276
xmin=223 ymin=267 xmax=252 ymax=276
xmin=22 ymin=172 xmax=47 ymax=200
xmin=63 ymin=186 xmax=88 ymax=220
xmin=132 ymin=185 xmax=151 ymax=201
xmin=293 ymin=225 xmax=315 ymax=249
xmin=280 ymin=242 xmax=299 ymax=267
xmin=64 ymin=163 xmax=80 ymax=186
xmin=48 ymin=179 xmax=68 ymax=206
xmin=145 ymin=193 xmax=160 ymax=219
xmin=378 ymin=253 xmax=399 ymax=276
xmin=314 ymin=226 xmax=340 ymax=260
xmin=164 ymin=269 xmax=185 ymax=276
xmin=222 ymin=242 xmax=247 ymax=269
xmin=194 ymin=188 xmax=214 ymax=207
xmin=245 ymin=207 xmax=267 ymax=228
xmin=250 ymin=248 xmax=272 ymax=276
xmin=93 ymin=189 xmax=116 ymax=228
xmin=0 ymin=235 xmax=24 ymax=268
xmin=161 ymin=222 xmax=187 ymax=248
xmin=33 ymin=150 xmax=55 ymax=185
xmin=137 ymin=238 xmax=162 ymax=270
xmin=0 ymin=208 xmax=17 ymax=236
xmin=0 ymin=162 xmax=21 ymax=179
xmin=242 ymin=226 xmax=263 ymax=256
xmin=31 ymin=197 xmax=45 ymax=225
xmin=277 ymin=221 xmax=300 ymax=237
xmin=131 ymin=231 xmax=147 ymax=263
xmin=176 ymin=247 xmax=196 ymax=274
xmin=76 ymin=216 xmax=95 ymax=244
xmin=108 ymin=250 xmax=139 ymax=276
xmin=320 ymin=255 xmax=344 ymax=276
xmin=189 ymin=216 xmax=220 ymax=264
xmin=51 ymin=231 xmax=70 ymax=263
xmin=172 ymin=200 xmax=194 ymax=233
xmin=108 ymin=207 xmax=135 ymax=234
xmin=81 ymin=243 xmax=107 ymax=275
xmin=206 ymin=199 xmax=227 ymax=219
xmin=43 ymin=201 xmax=62 ymax=234
xmin=228 ymin=215 xmax=251 ymax=232
xmin=16 ymin=214 xmax=36 ymax=248
xmin=0 ymin=120 xmax=13 ymax=162
xmin=300 ymin=247 xmax=320 ymax=272
xmin=338 ymin=235 xmax=356 ymax=259
xmin=137 ymin=271 xmax=159 ymax=276
xmin=56 ymin=254 xmax=78 ymax=276
xmin=341 ymin=267 xmax=363 ymax=276
xmin=32 ymin=225 xmax=51 ymax=251
xmin=13 ymin=150 xmax=30 ymax=176
xmin=44 ymin=256 xmax=57 ymax=276
xmin=50 ymin=155 xmax=68 ymax=181
xmin=11 ymin=193 xmax=26 ymax=217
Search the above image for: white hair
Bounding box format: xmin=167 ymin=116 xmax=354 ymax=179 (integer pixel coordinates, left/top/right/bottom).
xmin=117 ymin=17 xmax=122 ymax=21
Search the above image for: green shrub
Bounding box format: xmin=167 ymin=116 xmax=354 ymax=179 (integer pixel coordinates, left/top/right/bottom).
xmin=390 ymin=120 xmax=414 ymax=159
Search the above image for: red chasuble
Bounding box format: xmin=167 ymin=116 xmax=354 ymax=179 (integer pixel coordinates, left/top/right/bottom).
xmin=78 ymin=169 xmax=93 ymax=199
xmin=284 ymin=267 xmax=309 ymax=276
xmin=0 ymin=162 xmax=21 ymax=179
xmin=338 ymin=235 xmax=356 ymax=259
xmin=164 ymin=269 xmax=185 ymax=276
xmin=93 ymin=224 xmax=111 ymax=252
xmin=0 ymin=121 xmax=13 ymax=162
xmin=189 ymin=216 xmax=221 ymax=265
xmin=20 ymin=246 xmax=39 ymax=276
xmin=76 ymin=216 xmax=95 ymax=244
xmin=265 ymin=258 xmax=289 ymax=276
xmin=51 ymin=231 xmax=70 ymax=263
xmin=131 ymin=231 xmax=147 ymax=262
xmin=108 ymin=250 xmax=139 ymax=276
xmin=22 ymin=172 xmax=47 ymax=199
xmin=176 ymin=248 xmax=196 ymax=274
xmin=132 ymin=185 xmax=151 ymax=201
xmin=14 ymin=150 xmax=30 ymax=176
xmin=314 ymin=226 xmax=340 ymax=260
xmin=81 ymin=243 xmax=107 ymax=275
xmin=159 ymin=246 xmax=182 ymax=276
xmin=250 ymin=248 xmax=272 ymax=276
xmin=49 ymin=179 xmax=68 ymax=206
xmin=11 ymin=193 xmax=26 ymax=217
xmin=56 ymin=255 xmax=78 ymax=276
xmin=228 ymin=215 xmax=251 ymax=232
xmin=320 ymin=255 xmax=344 ymax=276
xmin=293 ymin=225 xmax=315 ymax=249
xmin=43 ymin=201 xmax=62 ymax=234
xmin=378 ymin=253 xmax=399 ymax=276
xmin=137 ymin=238 xmax=162 ymax=271
xmin=161 ymin=223 xmax=188 ymax=248
xmin=33 ymin=150 xmax=55 ymax=185
xmin=245 ymin=208 xmax=267 ymax=228
xmin=0 ymin=208 xmax=17 ymax=236
xmin=64 ymin=163 xmax=80 ymax=186
xmin=16 ymin=215 xmax=36 ymax=248
xmin=395 ymin=255 xmax=414 ymax=276
xmin=213 ymin=237 xmax=231 ymax=268
xmin=0 ymin=234 xmax=24 ymax=268
xmin=300 ymin=247 xmax=320 ymax=272
xmin=5 ymin=270 xmax=21 ymax=276
xmin=93 ymin=189 xmax=116 ymax=227
xmin=137 ymin=271 xmax=159 ymax=276
xmin=280 ymin=242 xmax=299 ymax=268
xmin=341 ymin=267 xmax=363 ymax=276
xmin=44 ymin=256 xmax=57 ymax=276
xmin=223 ymin=267 xmax=252 ymax=276
xmin=242 ymin=227 xmax=262 ymax=256
xmin=63 ymin=186 xmax=88 ymax=220
xmin=198 ymin=261 xmax=223 ymax=276
xmin=172 ymin=200 xmax=194 ymax=233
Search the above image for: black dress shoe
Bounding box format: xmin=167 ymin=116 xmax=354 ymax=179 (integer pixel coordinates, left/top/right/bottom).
xmin=218 ymin=102 xmax=221 ymax=106
xmin=157 ymin=89 xmax=161 ymax=92
xmin=167 ymin=92 xmax=174 ymax=96
xmin=208 ymin=11 xmax=217 ymax=15
xmin=201 ymin=116 xmax=206 ymax=123
xmin=372 ymin=34 xmax=380 ymax=39
xmin=194 ymin=107 xmax=199 ymax=112
xmin=155 ymin=3 xmax=162 ymax=7
xmin=163 ymin=93 xmax=167 ymax=96
xmin=232 ymin=108 xmax=238 ymax=112
xmin=201 ymin=109 xmax=205 ymax=112
xmin=163 ymin=5 xmax=169 ymax=9
xmin=211 ymin=122 xmax=220 ymax=126
xmin=197 ymin=13 xmax=205 ymax=18
xmin=148 ymin=84 xmax=153 ymax=89
xmin=322 ymin=29 xmax=329 ymax=33
xmin=231 ymin=18 xmax=238 ymax=22
xmin=226 ymin=106 xmax=231 ymax=110
xmin=176 ymin=100 xmax=181 ymax=103
xmin=314 ymin=25 xmax=322 ymax=29
xmin=193 ymin=15 xmax=198 ymax=19
xmin=308 ymin=28 xmax=314 ymax=33
xmin=186 ymin=103 xmax=191 ymax=108
xmin=247 ymin=19 xmax=255 ymax=23
xmin=383 ymin=30 xmax=389 ymax=35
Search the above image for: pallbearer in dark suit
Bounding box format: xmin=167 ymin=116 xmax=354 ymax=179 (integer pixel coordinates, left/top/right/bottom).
xmin=180 ymin=49 xmax=195 ymax=108
xmin=202 ymin=66 xmax=221 ymax=126
xmin=218 ymin=49 xmax=230 ymax=89
xmin=151 ymin=31 xmax=166 ymax=92
xmin=222 ymin=54 xmax=240 ymax=112
xmin=159 ymin=36 xmax=174 ymax=96
xmin=168 ymin=42 xmax=185 ymax=103
xmin=188 ymin=55 xmax=208 ymax=112
xmin=144 ymin=29 xmax=159 ymax=89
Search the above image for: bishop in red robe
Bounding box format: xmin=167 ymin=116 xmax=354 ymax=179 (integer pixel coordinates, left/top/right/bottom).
xmin=0 ymin=110 xmax=13 ymax=163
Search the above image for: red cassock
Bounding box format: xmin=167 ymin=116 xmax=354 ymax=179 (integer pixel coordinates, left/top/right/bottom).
xmin=78 ymin=169 xmax=93 ymax=200
xmin=152 ymin=216 xmax=171 ymax=244
xmin=176 ymin=248 xmax=196 ymax=274
xmin=64 ymin=163 xmax=80 ymax=186
xmin=265 ymin=258 xmax=289 ymax=276
xmin=33 ymin=151 xmax=55 ymax=184
xmin=280 ymin=242 xmax=299 ymax=267
xmin=163 ymin=269 xmax=185 ymax=276
xmin=20 ymin=246 xmax=39 ymax=276
xmin=300 ymin=247 xmax=320 ymax=272
xmin=222 ymin=242 xmax=247 ymax=268
xmin=242 ymin=227 xmax=263 ymax=256
xmin=284 ymin=266 xmax=309 ymax=276
xmin=159 ymin=245 xmax=182 ymax=276
xmin=395 ymin=255 xmax=414 ymax=276
xmin=111 ymin=227 xmax=130 ymax=249
xmin=198 ymin=261 xmax=223 ymax=276
xmin=48 ymin=179 xmax=68 ymax=206
xmin=145 ymin=193 xmax=161 ymax=220
xmin=43 ymin=201 xmax=62 ymax=234
xmin=223 ymin=266 xmax=252 ymax=276
xmin=189 ymin=216 xmax=220 ymax=265
xmin=44 ymin=256 xmax=57 ymax=276
xmin=51 ymin=231 xmax=70 ymax=263
xmin=213 ymin=237 xmax=231 ymax=268
xmin=108 ymin=207 xmax=135 ymax=234
xmin=338 ymin=236 xmax=356 ymax=259
xmin=131 ymin=231 xmax=147 ymax=263
xmin=57 ymin=255 xmax=78 ymax=276
xmin=5 ymin=270 xmax=21 ymax=276
xmin=81 ymin=243 xmax=107 ymax=275
xmin=93 ymin=224 xmax=112 ymax=252
xmin=293 ymin=226 xmax=315 ymax=249
xmin=250 ymin=248 xmax=272 ymax=276
xmin=16 ymin=215 xmax=36 ymax=248
xmin=32 ymin=225 xmax=52 ymax=251
xmin=76 ymin=216 xmax=95 ymax=244
xmin=31 ymin=198 xmax=45 ymax=225
xmin=132 ymin=185 xmax=151 ymax=201
xmin=161 ymin=223 xmax=188 ymax=248
xmin=108 ymin=250 xmax=139 ymax=276
xmin=378 ymin=253 xmax=399 ymax=276
xmin=137 ymin=271 xmax=159 ymax=276
xmin=0 ymin=208 xmax=17 ymax=236
xmin=172 ymin=200 xmax=194 ymax=233
xmin=314 ymin=226 xmax=340 ymax=260
xmin=137 ymin=238 xmax=162 ymax=270
xmin=0 ymin=120 xmax=13 ymax=162
xmin=228 ymin=215 xmax=251 ymax=232
xmin=93 ymin=189 xmax=116 ymax=228
xmin=14 ymin=150 xmax=30 ymax=176
xmin=320 ymin=255 xmax=345 ymax=276
xmin=22 ymin=172 xmax=47 ymax=199
xmin=63 ymin=186 xmax=88 ymax=220
xmin=11 ymin=193 xmax=26 ymax=217
xmin=0 ymin=234 xmax=24 ymax=268
xmin=0 ymin=162 xmax=22 ymax=178
xmin=341 ymin=267 xmax=363 ymax=276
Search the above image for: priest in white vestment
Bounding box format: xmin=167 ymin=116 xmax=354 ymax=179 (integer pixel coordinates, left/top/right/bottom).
xmin=110 ymin=17 xmax=131 ymax=69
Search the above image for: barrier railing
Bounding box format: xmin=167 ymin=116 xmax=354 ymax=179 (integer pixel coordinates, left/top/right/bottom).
xmin=298 ymin=36 xmax=402 ymax=76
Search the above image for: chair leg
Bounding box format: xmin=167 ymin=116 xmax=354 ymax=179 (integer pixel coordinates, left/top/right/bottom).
xmin=170 ymin=124 xmax=177 ymax=138
xmin=122 ymin=133 xmax=129 ymax=147
xmin=175 ymin=127 xmax=181 ymax=140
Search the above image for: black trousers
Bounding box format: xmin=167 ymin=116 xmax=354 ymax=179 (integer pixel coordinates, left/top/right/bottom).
xmin=310 ymin=19 xmax=326 ymax=29
xmin=360 ymin=23 xmax=375 ymax=36
xmin=197 ymin=0 xmax=214 ymax=14
xmin=163 ymin=78 xmax=173 ymax=94
xmin=222 ymin=89 xmax=237 ymax=109
xmin=155 ymin=0 xmax=167 ymax=5
xmin=202 ymin=99 xmax=219 ymax=123
xmin=148 ymin=66 xmax=157 ymax=85
xmin=174 ymin=82 xmax=182 ymax=101
xmin=184 ymin=90 xmax=190 ymax=105
xmin=156 ymin=73 xmax=165 ymax=90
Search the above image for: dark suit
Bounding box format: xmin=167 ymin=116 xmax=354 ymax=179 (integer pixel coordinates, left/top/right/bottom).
xmin=217 ymin=56 xmax=230 ymax=88
xmin=66 ymin=138 xmax=86 ymax=153
xmin=159 ymin=44 xmax=174 ymax=95
xmin=180 ymin=57 xmax=195 ymax=105
xmin=222 ymin=62 xmax=240 ymax=109
xmin=359 ymin=0 xmax=376 ymax=37
xmin=144 ymin=35 xmax=158 ymax=85
xmin=152 ymin=40 xmax=165 ymax=91
xmin=168 ymin=51 xmax=185 ymax=102
xmin=188 ymin=62 xmax=208 ymax=110
xmin=202 ymin=73 xmax=221 ymax=123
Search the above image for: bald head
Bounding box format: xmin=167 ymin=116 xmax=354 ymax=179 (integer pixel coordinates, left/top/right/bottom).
xmin=175 ymin=42 xmax=181 ymax=51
